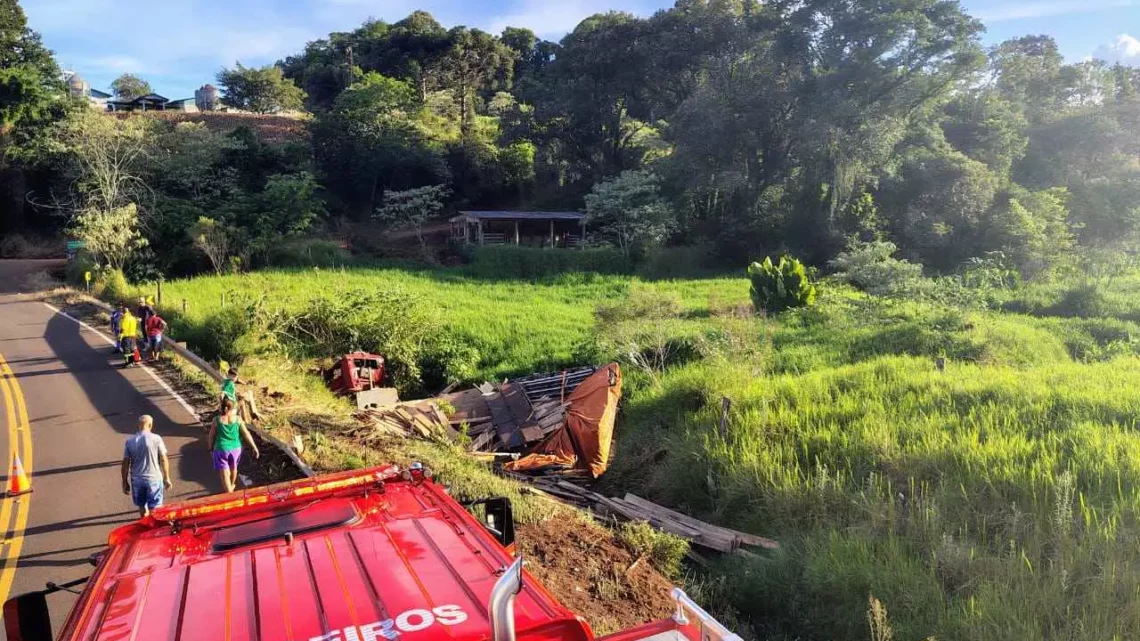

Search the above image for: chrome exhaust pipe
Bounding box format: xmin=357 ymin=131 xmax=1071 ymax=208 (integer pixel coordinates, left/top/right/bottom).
xmin=489 ymin=557 xmax=525 ymax=641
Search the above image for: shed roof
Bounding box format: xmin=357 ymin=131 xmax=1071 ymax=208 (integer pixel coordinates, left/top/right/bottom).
xmin=453 ymin=210 xmax=584 ymax=222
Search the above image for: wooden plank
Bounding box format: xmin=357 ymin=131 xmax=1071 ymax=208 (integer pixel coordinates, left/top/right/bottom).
xmin=450 ymin=416 xmax=491 ymax=425
xmin=502 ymin=383 xmax=535 ymax=425
xmin=469 ymin=430 xmax=496 ymax=452
xmin=465 ymin=422 xmax=495 ymax=436
xmin=485 ymin=392 xmax=524 ymax=449
xmin=623 ymin=493 xmax=779 ymax=550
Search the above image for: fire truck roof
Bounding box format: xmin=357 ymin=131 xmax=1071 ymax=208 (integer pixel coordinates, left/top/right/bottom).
xmin=58 ymin=468 xmax=591 ymax=641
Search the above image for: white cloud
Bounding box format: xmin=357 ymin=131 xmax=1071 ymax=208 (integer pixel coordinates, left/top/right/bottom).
xmin=87 ymin=55 xmax=158 ymax=75
xmin=1093 ymin=34 xmax=1140 ymax=65
xmin=976 ymin=0 xmax=1138 ymax=22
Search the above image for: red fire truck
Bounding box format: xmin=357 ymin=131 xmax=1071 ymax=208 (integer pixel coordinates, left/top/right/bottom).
xmin=4 ymin=464 xmax=740 ymax=641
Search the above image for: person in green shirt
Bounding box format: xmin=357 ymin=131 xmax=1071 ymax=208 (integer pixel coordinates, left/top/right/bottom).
xmin=220 ymin=367 xmax=238 ymax=405
xmin=207 ymin=396 xmax=260 ymax=493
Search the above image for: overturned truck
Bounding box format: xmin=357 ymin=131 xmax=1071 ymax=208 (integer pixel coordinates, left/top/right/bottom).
xmin=443 ymin=364 xmax=622 ymax=478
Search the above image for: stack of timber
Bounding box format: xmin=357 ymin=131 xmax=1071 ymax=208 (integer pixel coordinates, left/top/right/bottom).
xmin=441 ymin=366 xmax=595 ymax=454
xmin=514 ymin=367 xmax=595 ymax=404
xmin=349 ymin=403 xmax=456 ymax=445
xmin=506 ymin=473 xmax=779 ymax=553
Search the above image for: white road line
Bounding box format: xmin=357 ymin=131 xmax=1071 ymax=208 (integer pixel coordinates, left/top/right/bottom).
xmin=41 ymin=302 xmax=201 ymax=422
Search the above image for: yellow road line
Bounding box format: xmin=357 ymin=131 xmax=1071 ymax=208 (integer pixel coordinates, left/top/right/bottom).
xmin=0 ymin=357 xmax=15 ymax=540
xmin=0 ymin=350 xmax=33 ymax=609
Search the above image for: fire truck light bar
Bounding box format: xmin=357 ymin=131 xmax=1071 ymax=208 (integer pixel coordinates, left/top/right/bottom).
xmin=150 ymin=465 xmax=402 ymax=522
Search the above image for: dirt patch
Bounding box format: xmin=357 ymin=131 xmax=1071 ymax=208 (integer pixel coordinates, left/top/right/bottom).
xmin=518 ymin=518 xmax=677 ymax=635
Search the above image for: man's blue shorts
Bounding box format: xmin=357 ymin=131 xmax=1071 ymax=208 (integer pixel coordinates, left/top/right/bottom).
xmin=131 ymin=477 xmax=164 ymax=510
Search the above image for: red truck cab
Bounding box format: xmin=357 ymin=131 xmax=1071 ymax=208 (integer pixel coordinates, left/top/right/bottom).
xmin=4 ymin=465 xmax=740 ymax=641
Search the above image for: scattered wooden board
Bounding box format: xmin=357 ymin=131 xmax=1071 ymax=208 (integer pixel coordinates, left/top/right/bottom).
xmin=498 ymin=471 xmax=780 ymax=554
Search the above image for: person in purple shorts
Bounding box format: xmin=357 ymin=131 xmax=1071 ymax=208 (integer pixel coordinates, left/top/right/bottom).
xmin=207 ymin=397 xmax=260 ymax=493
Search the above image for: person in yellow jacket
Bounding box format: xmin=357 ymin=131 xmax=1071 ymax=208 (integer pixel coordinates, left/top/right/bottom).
xmin=118 ymin=303 xmax=140 ymax=368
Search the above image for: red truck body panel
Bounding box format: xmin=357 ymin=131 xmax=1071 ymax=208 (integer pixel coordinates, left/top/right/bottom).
xmin=57 ymin=467 xmax=591 ymax=641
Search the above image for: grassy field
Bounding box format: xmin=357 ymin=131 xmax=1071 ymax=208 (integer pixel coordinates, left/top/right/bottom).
xmin=124 ymin=262 xmax=1140 ymax=641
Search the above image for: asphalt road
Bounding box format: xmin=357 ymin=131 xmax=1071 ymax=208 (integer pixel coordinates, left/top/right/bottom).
xmin=0 ymin=260 xmax=220 ymax=636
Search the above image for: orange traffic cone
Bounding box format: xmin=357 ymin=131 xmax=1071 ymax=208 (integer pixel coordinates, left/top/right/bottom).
xmin=7 ymin=453 xmax=31 ymax=497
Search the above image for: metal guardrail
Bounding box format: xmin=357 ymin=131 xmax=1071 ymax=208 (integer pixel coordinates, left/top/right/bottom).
xmin=81 ymin=296 xmax=314 ymax=479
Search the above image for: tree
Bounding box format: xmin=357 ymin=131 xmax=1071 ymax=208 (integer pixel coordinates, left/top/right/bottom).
xmin=0 ymin=0 xmax=61 ymax=132
xmin=879 ymin=141 xmax=1001 ymax=269
xmin=989 ymin=36 xmax=1063 ymax=122
xmin=584 ymin=170 xmax=674 ymax=257
xmin=311 ymin=73 xmax=447 ymax=219
xmin=53 ymin=109 xmax=153 ymax=217
xmin=72 ymin=203 xmax=147 ymax=269
xmin=217 ymin=63 xmax=306 ymax=114
xmin=439 ymin=27 xmax=512 ymax=133
xmin=110 ymin=73 xmax=152 ymax=101
xmin=374 ymin=183 xmax=449 ymax=255
xmin=984 ymin=186 xmax=1073 ymax=274
xmin=190 ymin=216 xmax=232 ymax=274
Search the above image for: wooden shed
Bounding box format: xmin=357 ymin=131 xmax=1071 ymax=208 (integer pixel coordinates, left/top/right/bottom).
xmin=450 ymin=211 xmax=585 ymax=248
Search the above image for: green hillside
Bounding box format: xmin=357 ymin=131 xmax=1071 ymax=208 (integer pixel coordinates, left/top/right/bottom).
xmin=124 ymin=261 xmax=1140 ymax=641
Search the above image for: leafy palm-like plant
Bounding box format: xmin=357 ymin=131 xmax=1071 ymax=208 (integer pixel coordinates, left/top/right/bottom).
xmin=747 ymin=255 xmax=817 ymax=313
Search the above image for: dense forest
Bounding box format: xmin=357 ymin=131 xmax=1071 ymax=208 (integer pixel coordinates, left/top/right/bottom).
xmin=3 ymin=0 xmax=1140 ymax=279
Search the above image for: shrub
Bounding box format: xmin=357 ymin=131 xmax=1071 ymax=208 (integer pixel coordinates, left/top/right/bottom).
xmin=65 ymin=252 xmax=98 ymax=287
xmin=96 ymin=268 xmax=130 ymax=303
xmin=468 ymin=246 xmax=632 ymax=279
xmin=747 ymin=256 xmax=816 ymax=313
xmin=829 ymin=240 xmax=922 ymax=296
xmin=275 ymin=288 xmax=448 ymax=395
xmin=1045 ymin=283 xmax=1109 ymax=318
xmin=617 ymin=521 xmax=689 ymax=579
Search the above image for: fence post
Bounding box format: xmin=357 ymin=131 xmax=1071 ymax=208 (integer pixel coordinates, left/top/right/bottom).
xmin=221 ymin=292 xmax=226 ymax=307
xmin=181 ymin=298 xmax=187 ymax=315
xmin=156 ymin=279 xmax=163 ymax=306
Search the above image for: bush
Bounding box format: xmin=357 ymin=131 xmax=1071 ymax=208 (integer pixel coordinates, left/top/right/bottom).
xmin=65 ymin=252 xmax=98 ymax=287
xmin=747 ymin=256 xmax=816 ymax=313
xmin=468 ymin=246 xmax=632 ymax=279
xmin=268 ymin=239 xmax=351 ymax=268
xmin=829 ymin=240 xmax=923 ymax=296
xmin=1045 ymin=283 xmax=1109 ymax=318
xmin=275 ymin=288 xmax=450 ymax=395
xmin=96 ymin=268 xmax=130 ymax=303
xmin=617 ymin=521 xmax=689 ymax=578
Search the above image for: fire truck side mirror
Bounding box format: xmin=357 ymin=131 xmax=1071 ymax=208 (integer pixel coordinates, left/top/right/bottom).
xmin=484 ymin=497 xmax=516 ymax=548
xmin=463 ymin=497 xmax=516 ymax=548
xmin=4 ymin=591 xmax=52 ymax=641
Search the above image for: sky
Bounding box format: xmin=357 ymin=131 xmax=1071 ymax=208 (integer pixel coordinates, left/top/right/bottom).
xmin=20 ymin=0 xmax=1140 ymax=100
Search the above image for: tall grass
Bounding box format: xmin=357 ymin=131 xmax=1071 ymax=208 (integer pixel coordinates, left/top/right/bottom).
xmin=131 ymin=264 xmax=1140 ymax=641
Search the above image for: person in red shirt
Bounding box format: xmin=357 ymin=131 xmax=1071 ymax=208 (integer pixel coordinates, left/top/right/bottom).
xmin=145 ymin=313 xmax=167 ymax=362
